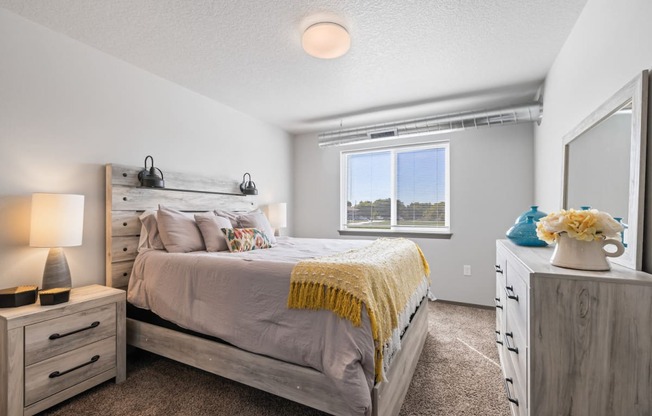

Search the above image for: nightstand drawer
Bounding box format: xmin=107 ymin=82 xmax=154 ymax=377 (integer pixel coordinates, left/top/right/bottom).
xmin=24 ymin=336 xmax=116 ymax=406
xmin=25 ymin=303 xmax=116 ymax=366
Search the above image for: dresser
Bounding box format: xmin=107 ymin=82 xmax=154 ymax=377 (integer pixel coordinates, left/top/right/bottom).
xmin=0 ymin=285 xmax=126 ymax=416
xmin=495 ymin=240 xmax=652 ymax=416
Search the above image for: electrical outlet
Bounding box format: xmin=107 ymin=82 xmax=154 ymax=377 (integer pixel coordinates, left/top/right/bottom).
xmin=463 ymin=265 xmax=471 ymax=276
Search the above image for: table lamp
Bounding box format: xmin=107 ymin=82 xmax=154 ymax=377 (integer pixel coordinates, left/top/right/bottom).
xmin=30 ymin=193 xmax=84 ymax=289
xmin=267 ymin=203 xmax=287 ymax=236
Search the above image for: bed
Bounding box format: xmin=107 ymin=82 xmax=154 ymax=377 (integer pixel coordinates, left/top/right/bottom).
xmin=105 ymin=163 xmax=430 ymax=416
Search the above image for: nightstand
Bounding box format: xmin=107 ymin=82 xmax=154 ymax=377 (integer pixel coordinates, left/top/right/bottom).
xmin=0 ymin=285 xmax=126 ymax=416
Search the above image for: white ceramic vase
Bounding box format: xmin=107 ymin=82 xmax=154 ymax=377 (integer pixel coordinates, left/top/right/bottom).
xmin=550 ymin=234 xmax=625 ymax=271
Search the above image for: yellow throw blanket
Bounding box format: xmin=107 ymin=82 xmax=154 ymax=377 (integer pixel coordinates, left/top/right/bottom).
xmin=287 ymin=238 xmax=430 ymax=381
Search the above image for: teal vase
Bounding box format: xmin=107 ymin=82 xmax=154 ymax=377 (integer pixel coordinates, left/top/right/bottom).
xmin=506 ymin=216 xmax=548 ymax=247
xmin=515 ymin=206 xmax=547 ymax=224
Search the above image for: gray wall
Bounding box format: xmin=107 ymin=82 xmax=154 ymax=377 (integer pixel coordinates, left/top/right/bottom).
xmin=0 ymin=9 xmax=293 ymax=289
xmin=534 ymin=0 xmax=652 ymax=212
xmin=293 ymin=123 xmax=534 ymax=306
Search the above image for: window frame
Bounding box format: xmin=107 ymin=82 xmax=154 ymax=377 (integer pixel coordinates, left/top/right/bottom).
xmin=339 ymin=141 xmax=451 ymax=236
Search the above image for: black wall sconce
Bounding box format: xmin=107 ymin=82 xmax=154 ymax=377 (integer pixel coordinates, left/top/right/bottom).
xmin=240 ymin=172 xmax=258 ymax=195
xmin=138 ymin=155 xmax=165 ymax=188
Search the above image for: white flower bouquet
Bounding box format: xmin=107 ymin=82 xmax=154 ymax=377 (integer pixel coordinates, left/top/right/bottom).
xmin=536 ymin=208 xmax=624 ymax=244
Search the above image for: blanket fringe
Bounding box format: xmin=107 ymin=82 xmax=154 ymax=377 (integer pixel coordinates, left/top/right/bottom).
xmin=416 ymin=244 xmax=430 ymax=277
xmin=288 ymin=282 xmax=364 ymax=328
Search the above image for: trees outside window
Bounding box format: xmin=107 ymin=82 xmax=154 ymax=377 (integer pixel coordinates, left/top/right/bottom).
xmin=341 ymin=143 xmax=449 ymax=232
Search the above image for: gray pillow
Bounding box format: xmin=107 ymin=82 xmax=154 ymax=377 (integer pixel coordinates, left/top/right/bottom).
xmin=157 ymin=205 xmax=206 ymax=253
xmin=214 ymin=209 xmax=240 ymax=227
xmin=195 ymin=213 xmax=232 ymax=252
xmin=236 ymin=210 xmax=276 ymax=244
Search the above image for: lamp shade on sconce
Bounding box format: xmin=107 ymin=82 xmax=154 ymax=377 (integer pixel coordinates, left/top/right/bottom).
xmin=268 ymin=203 xmax=287 ymax=229
xmin=30 ymin=193 xmax=84 ymax=290
xmin=240 ymin=173 xmax=258 ymax=195
xmin=138 ymin=155 xmax=165 ymax=188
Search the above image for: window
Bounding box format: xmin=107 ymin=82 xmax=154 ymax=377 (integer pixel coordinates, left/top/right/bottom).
xmin=341 ymin=142 xmax=450 ymax=233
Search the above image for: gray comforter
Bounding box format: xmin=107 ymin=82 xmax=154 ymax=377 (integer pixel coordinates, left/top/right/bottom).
xmin=127 ymin=237 xmax=428 ymax=415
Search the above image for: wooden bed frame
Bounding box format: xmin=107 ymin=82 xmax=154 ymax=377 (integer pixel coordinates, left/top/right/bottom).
xmin=105 ymin=163 xmax=428 ymax=416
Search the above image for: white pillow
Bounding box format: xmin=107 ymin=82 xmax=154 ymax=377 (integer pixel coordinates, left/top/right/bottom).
xmin=137 ymin=210 xmax=165 ymax=252
xmin=157 ymin=205 xmax=206 ymax=253
xmin=195 ymin=213 xmax=232 ymax=252
xmin=214 ymin=209 xmax=240 ymax=227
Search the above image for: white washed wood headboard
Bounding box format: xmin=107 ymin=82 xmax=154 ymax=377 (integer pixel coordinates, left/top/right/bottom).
xmin=105 ymin=164 xmax=256 ymax=288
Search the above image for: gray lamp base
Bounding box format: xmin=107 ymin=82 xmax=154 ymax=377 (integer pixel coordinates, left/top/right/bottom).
xmin=42 ymin=247 xmax=72 ymax=289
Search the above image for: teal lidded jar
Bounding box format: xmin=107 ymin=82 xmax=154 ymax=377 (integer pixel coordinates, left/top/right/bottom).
xmin=506 ymin=216 xmax=548 ymax=247
xmin=514 ymin=206 xmax=547 ymax=224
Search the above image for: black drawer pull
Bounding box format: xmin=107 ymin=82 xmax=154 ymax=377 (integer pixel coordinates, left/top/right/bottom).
xmin=504 ymin=377 xmax=519 ymax=406
xmin=495 ymin=265 xmax=503 ymax=274
xmin=505 ymin=332 xmax=519 ymax=354
xmin=495 ymin=303 xmax=503 ymax=310
xmin=49 ymin=321 xmax=100 ymax=340
xmin=505 ymin=285 xmax=519 ymax=301
xmin=495 ymin=330 xmax=503 ymax=345
xmin=49 ymin=355 xmax=100 ymax=379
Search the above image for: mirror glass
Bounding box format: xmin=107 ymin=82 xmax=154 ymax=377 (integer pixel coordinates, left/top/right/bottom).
xmin=562 ymin=71 xmax=647 ymax=270
xmin=566 ymin=101 xmax=631 ymax=221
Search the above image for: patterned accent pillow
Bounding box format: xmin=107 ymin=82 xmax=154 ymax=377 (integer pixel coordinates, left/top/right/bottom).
xmin=222 ymin=228 xmax=272 ymax=252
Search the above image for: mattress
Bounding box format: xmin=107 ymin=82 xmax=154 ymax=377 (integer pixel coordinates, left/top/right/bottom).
xmin=127 ymin=237 xmax=429 ymax=415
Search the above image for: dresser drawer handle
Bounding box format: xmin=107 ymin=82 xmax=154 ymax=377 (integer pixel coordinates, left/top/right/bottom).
xmin=495 ymin=330 xmax=503 ymax=345
xmin=494 ymin=297 xmax=503 ymax=310
xmin=505 ymin=285 xmax=519 ymax=301
xmin=505 ymin=332 xmax=519 ymax=354
xmin=49 ymin=355 xmax=100 ymax=379
xmin=504 ymin=377 xmax=519 ymax=406
xmin=495 ymin=265 xmax=503 ymax=274
xmin=49 ymin=321 xmax=100 ymax=340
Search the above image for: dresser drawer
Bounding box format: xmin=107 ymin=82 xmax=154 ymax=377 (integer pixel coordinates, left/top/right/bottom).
xmin=24 ymin=336 xmax=116 ymax=406
xmin=504 ymin=264 xmax=527 ymax=337
xmin=25 ymin=303 xmax=116 ymax=366
xmin=495 ymin=270 xmax=506 ymax=331
xmin=495 ymin=272 xmax=506 ymax=365
xmin=503 ymin=352 xmax=526 ymax=416
xmin=504 ymin=315 xmax=527 ymax=409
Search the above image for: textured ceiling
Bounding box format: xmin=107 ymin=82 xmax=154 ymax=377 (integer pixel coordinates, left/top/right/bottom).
xmin=0 ymin=0 xmax=587 ymax=133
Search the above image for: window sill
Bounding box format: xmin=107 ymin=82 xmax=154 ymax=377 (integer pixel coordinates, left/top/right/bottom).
xmin=338 ymin=229 xmax=452 ymax=239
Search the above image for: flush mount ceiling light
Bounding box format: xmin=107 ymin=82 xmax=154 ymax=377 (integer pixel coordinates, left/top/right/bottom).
xmin=302 ymin=22 xmax=350 ymax=59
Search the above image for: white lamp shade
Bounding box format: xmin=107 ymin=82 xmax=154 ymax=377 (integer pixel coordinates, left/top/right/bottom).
xmin=302 ymin=22 xmax=350 ymax=59
xmin=30 ymin=193 xmax=85 ymax=248
xmin=268 ymin=203 xmax=287 ymax=229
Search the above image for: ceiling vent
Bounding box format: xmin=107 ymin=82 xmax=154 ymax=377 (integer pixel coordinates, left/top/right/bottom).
xmin=318 ymin=102 xmax=542 ymax=147
xmin=367 ymin=129 xmax=398 ymax=140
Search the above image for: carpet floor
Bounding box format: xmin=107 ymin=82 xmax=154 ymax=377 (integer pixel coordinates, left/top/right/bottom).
xmin=39 ymin=301 xmax=510 ymax=415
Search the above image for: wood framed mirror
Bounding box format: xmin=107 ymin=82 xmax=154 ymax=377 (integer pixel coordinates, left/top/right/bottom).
xmin=562 ymin=70 xmax=648 ymax=270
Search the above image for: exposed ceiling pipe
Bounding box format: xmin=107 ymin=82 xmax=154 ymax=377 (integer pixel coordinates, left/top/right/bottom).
xmin=318 ymin=102 xmax=543 ymax=147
